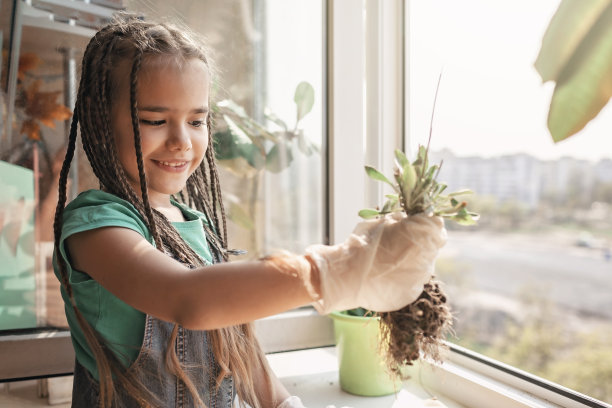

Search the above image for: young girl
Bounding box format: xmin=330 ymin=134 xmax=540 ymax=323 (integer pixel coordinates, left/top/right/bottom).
xmin=53 ymin=16 xmax=446 ymax=408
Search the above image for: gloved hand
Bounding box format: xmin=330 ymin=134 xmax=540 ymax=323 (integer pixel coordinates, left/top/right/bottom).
xmin=305 ymin=212 xmax=446 ymax=314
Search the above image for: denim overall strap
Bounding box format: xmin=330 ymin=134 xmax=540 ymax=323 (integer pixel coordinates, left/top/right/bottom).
xmin=71 ymin=314 xmax=235 ymax=407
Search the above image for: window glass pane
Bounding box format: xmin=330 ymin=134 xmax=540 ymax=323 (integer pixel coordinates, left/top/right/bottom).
xmin=409 ymin=1 xmax=612 ymax=401
xmin=0 ymin=0 xmax=325 ymax=333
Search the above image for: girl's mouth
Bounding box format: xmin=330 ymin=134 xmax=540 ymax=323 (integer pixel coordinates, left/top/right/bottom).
xmin=152 ymin=160 xmax=189 ymax=172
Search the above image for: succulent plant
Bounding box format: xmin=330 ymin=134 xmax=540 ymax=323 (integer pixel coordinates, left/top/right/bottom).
xmin=356 ymin=144 xmax=479 ymax=378
xmin=359 ymin=146 xmax=478 ymax=225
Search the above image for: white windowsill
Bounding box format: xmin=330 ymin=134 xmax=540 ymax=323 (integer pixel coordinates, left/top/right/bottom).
xmin=267 ymin=347 xmax=465 ymax=408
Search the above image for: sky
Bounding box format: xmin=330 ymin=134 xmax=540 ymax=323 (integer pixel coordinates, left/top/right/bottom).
xmin=408 ymin=0 xmax=612 ymax=163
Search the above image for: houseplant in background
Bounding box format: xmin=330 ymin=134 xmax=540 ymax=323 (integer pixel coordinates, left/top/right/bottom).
xmin=331 ymin=136 xmax=478 ymax=396
xmin=212 ymin=81 xmax=318 ymax=257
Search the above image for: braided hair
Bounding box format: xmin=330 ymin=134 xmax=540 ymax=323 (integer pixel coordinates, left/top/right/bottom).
xmin=53 ymin=16 xmax=270 ymax=408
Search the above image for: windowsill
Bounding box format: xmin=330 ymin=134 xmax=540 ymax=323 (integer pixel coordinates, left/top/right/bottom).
xmin=267 ymin=347 xmax=465 ymax=408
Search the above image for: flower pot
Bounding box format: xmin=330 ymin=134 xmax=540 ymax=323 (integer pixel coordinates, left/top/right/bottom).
xmin=330 ymin=311 xmax=401 ymax=396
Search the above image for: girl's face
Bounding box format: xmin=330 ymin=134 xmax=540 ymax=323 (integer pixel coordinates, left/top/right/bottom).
xmin=111 ymin=57 xmax=210 ymax=207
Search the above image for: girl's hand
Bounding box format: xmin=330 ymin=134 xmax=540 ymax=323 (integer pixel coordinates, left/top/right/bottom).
xmin=305 ymin=213 xmax=447 ymax=314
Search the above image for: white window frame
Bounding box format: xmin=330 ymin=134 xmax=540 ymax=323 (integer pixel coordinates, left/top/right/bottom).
xmin=257 ymin=0 xmax=405 ymax=355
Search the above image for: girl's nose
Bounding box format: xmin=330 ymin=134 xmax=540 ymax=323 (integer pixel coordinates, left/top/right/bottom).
xmin=167 ymin=125 xmax=192 ymax=151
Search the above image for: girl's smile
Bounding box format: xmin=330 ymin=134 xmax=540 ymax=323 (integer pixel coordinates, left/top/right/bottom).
xmin=110 ymin=57 xmax=210 ymax=209
xmin=152 ymin=160 xmax=190 ymax=171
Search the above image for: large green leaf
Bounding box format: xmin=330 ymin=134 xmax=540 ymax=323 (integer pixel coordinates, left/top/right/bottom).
xmin=265 ymin=142 xmax=294 ymax=173
xmin=217 ymin=99 xmax=250 ymax=119
xmin=294 ymin=81 xmax=315 ymax=123
xmin=222 ymin=115 xmax=265 ymax=169
xmin=535 ymin=0 xmax=611 ymax=82
xmin=536 ymin=0 xmax=612 ymax=142
xmin=547 ymin=2 xmax=612 ymax=142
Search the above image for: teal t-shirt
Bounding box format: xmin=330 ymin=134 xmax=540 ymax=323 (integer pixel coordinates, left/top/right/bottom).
xmin=53 ymin=189 xmax=214 ymax=380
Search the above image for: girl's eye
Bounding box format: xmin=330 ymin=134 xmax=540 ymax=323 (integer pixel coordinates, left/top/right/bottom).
xmin=140 ymin=119 xmax=165 ymax=126
xmin=190 ymin=120 xmax=205 ymax=128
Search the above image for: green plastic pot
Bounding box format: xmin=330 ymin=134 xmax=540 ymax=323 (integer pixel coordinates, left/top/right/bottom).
xmin=330 ymin=311 xmax=401 ymax=396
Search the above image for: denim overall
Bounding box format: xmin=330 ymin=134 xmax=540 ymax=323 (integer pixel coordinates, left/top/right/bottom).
xmin=71 ymin=313 xmax=235 ymax=407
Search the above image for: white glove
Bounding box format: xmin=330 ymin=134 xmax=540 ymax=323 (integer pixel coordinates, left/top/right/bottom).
xmin=277 ymin=396 xmax=306 ymax=408
xmin=305 ymin=213 xmax=446 ymax=314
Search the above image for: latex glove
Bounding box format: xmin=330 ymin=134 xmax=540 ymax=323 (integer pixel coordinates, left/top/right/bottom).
xmin=305 ymin=213 xmax=446 ymax=314
xmin=277 ymin=396 xmax=306 ymax=408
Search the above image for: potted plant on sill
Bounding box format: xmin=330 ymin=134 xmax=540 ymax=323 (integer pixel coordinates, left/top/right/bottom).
xmin=330 ymin=143 xmax=478 ymax=396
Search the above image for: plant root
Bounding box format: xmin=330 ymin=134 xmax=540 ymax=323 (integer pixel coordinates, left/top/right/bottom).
xmin=376 ymin=277 xmax=453 ymax=378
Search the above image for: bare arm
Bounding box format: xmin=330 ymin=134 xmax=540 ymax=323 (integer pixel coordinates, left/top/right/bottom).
xmin=66 ymin=226 xmax=318 ymax=330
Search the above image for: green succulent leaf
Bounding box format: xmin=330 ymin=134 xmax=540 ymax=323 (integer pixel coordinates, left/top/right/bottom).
xmin=381 ymin=197 xmax=400 ymax=214
xmin=448 ymin=189 xmax=473 ymax=197
xmin=401 ymin=162 xmax=417 ymax=192
xmin=358 ymin=208 xmax=381 ymax=219
xmin=365 ymin=166 xmax=395 ymax=188
xmin=394 ymin=149 xmax=410 ymax=169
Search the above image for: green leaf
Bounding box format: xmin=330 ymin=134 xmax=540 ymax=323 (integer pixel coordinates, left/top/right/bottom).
xmin=266 ymin=142 xmax=294 ymax=173
xmin=413 ymin=145 xmax=429 ymax=171
xmin=435 ymin=183 xmax=448 ymax=196
xmin=394 ymin=149 xmax=410 ymax=169
xmin=294 ymin=81 xmax=315 ymax=123
xmin=213 ymin=130 xmax=241 ymax=161
xmin=217 ymin=99 xmax=249 ymax=119
xmin=264 ymin=107 xmax=289 ymax=130
xmin=228 ymin=202 xmax=254 ymax=230
xmin=223 ymin=115 xmax=265 ymax=169
xmin=365 ymin=165 xmax=395 ymax=188
xmin=401 ymin=162 xmax=417 ymax=191
xmin=297 ymin=131 xmax=317 ymax=156
xmin=448 ymin=189 xmax=473 ymax=197
xmin=381 ymin=196 xmax=400 ymax=214
xmin=358 ymin=208 xmax=380 ymax=219
xmin=538 ymin=1 xmax=612 ymax=141
xmin=535 ymin=0 xmax=611 ymax=82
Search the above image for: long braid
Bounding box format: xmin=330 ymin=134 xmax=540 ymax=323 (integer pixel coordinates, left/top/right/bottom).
xmin=128 ymin=51 xmax=163 ymax=249
xmin=205 ymin=132 xmax=228 ymax=252
xmin=53 ymin=111 xmax=79 ymax=301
